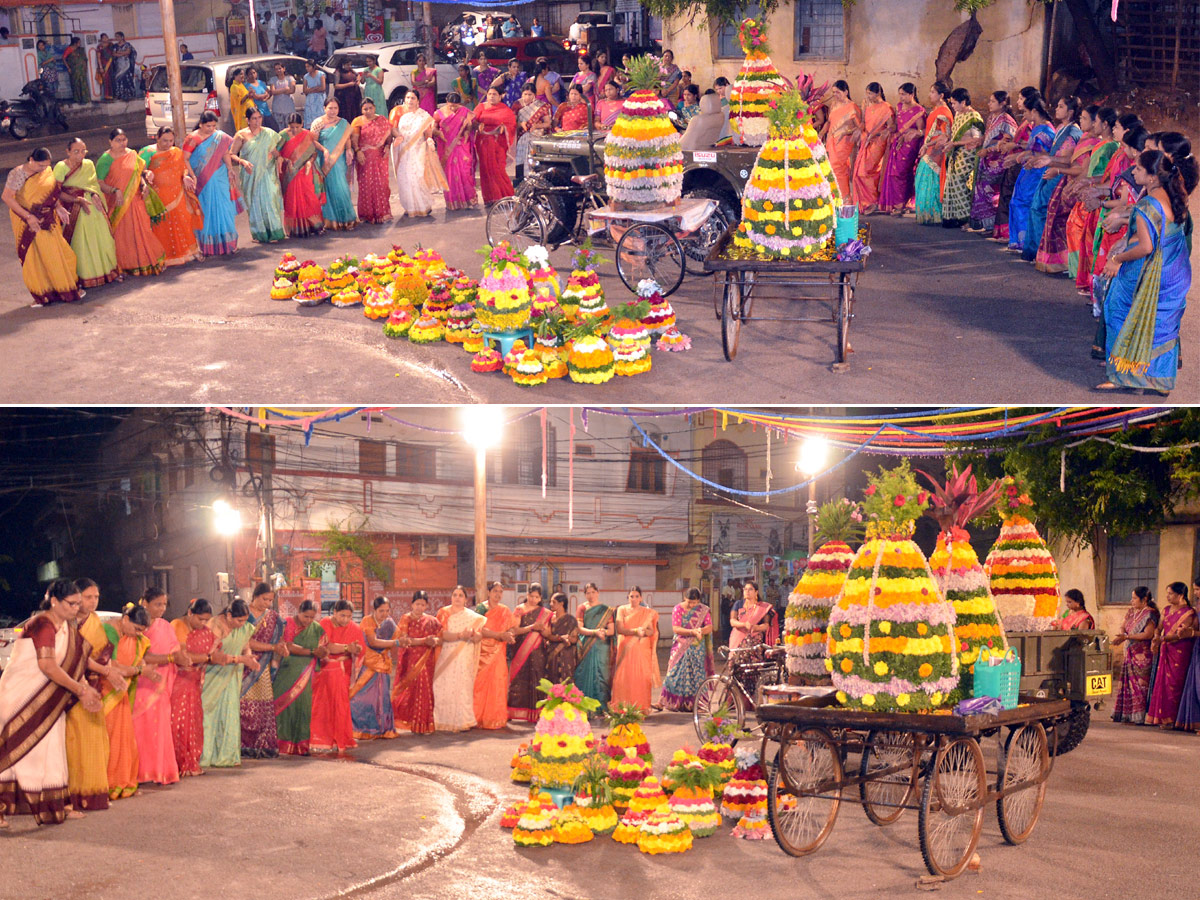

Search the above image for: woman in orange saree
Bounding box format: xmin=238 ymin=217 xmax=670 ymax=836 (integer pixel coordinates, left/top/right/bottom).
xmin=170 ymin=598 xmax=216 ymax=776
xmin=851 ymin=83 xmax=894 ymax=214
xmin=824 ymin=81 xmax=861 ymax=202
xmin=350 ymin=596 xmax=402 ymax=739
xmin=2 ymin=148 xmax=82 ymax=306
xmin=474 ymin=581 xmax=516 ymax=730
xmin=392 ymin=591 xmax=442 ymax=734
xmin=310 ymin=600 xmax=363 ymax=755
xmin=96 ymin=129 xmax=165 ymax=276
xmin=508 ymin=587 xmax=552 ymax=722
xmin=610 ymin=587 xmax=661 ymax=713
xmin=67 ymin=578 xmax=123 ymax=811
xmin=140 ymin=127 xmax=203 ymax=266
xmin=131 ymin=587 xmax=188 ymax=786
xmin=101 ymin=603 xmax=150 ymax=800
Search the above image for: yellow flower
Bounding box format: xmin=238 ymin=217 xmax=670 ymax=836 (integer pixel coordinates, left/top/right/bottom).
xmin=861 ymin=694 xmax=875 ymax=707
xmin=824 ymin=657 xmax=834 ymax=672
xmin=896 ymin=693 xmax=910 ymax=707
xmin=840 ymin=658 xmax=853 ymax=673
xmin=879 ymin=621 xmax=891 ymax=635
xmin=918 ymin=663 xmax=933 ymax=678
xmin=836 ymin=691 xmax=848 ymax=704
xmin=931 ymin=692 xmax=943 ymax=705
xmin=873 ymin=661 xmax=888 ymax=676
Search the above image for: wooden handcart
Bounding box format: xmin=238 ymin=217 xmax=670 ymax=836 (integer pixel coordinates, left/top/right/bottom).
xmin=756 ymin=695 xmax=1069 ymax=879
xmin=702 ymin=224 xmax=872 ymax=369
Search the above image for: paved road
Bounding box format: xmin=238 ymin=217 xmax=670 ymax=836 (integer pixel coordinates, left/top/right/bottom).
xmin=0 ymin=185 xmax=1194 ymax=404
xmin=2 ymin=713 xmax=1195 ymax=900
xmin=0 ymin=108 xmax=147 ymax=181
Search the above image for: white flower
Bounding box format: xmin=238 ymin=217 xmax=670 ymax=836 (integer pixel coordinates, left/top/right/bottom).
xmin=523 ymin=245 xmax=550 ymax=269
xmin=637 ymin=278 xmax=662 ymax=295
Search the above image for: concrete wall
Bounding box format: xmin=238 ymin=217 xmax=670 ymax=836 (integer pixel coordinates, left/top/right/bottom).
xmin=663 ymin=1 xmax=1046 ymax=103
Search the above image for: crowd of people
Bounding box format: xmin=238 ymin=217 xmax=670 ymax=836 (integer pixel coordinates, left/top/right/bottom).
xmin=1111 ymin=579 xmax=1200 ymax=733
xmin=0 ymin=576 xmax=784 ymax=829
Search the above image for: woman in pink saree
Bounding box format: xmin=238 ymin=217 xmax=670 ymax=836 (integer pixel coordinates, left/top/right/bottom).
xmin=130 ymin=588 xmax=190 ymax=786
xmin=1145 ymin=583 xmax=1197 ymax=727
xmin=1111 ymin=587 xmax=1159 ymax=724
xmin=850 ymin=82 xmax=894 ymax=214
xmin=434 ymin=93 xmax=477 ymax=210
xmin=879 ymin=82 xmax=925 ymax=215
xmin=507 ymin=587 xmax=552 ymax=722
xmin=728 ymin=581 xmax=778 ymax=695
xmin=412 ymin=54 xmax=438 ymax=116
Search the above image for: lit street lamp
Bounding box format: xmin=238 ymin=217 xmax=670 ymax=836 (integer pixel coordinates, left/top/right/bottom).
xmin=462 ymin=406 xmax=505 ymax=604
xmin=797 ymin=436 xmax=829 ymax=555
xmin=213 ymin=499 xmax=243 ymax=602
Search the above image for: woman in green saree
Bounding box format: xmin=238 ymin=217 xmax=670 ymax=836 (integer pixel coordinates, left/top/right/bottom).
xmin=274 ymin=600 xmax=327 ymax=755
xmin=574 ymin=583 xmax=613 ymax=708
xmin=940 ymin=87 xmax=984 ymax=229
xmin=199 ymin=599 xmax=256 ymax=768
xmin=231 ymin=107 xmax=286 ymax=243
xmin=53 ymin=138 xmax=120 ymax=288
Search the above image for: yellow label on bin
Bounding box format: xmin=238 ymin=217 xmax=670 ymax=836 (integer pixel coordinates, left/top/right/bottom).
xmin=1085 ymin=673 xmax=1111 ymax=696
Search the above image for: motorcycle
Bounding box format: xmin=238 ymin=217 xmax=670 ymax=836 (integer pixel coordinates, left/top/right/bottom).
xmin=3 ymin=76 xmax=69 ymax=140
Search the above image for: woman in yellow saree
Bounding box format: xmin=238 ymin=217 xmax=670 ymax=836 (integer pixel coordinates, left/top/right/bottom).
xmin=139 ymin=127 xmax=203 ymax=266
xmin=54 ymin=138 xmax=120 ymax=288
xmin=2 ymin=147 xmax=83 ymax=306
xmin=96 ymin=128 xmax=165 ymax=277
xmin=610 ymin=586 xmax=661 ymax=713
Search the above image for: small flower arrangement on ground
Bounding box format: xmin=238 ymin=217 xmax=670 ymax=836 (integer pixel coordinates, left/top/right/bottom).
xmin=572 ymin=754 xmax=618 ymax=835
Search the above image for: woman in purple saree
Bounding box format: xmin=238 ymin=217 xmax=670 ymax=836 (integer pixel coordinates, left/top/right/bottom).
xmin=1111 ymin=586 xmax=1159 ymax=724
xmin=1145 ymin=582 xmax=1197 ymax=727
xmin=879 ymin=83 xmax=924 ymax=215
xmin=433 ymin=93 xmax=477 ymax=210
xmin=968 ymin=91 xmax=1017 ymax=232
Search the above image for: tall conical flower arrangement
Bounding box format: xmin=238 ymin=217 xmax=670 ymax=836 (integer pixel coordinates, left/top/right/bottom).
xmin=784 ymin=498 xmax=863 ymax=680
xmin=984 ymin=475 xmax=1062 ymax=632
xmin=523 ymin=245 xmax=563 ymax=315
xmin=734 ymin=90 xmax=837 ymax=259
xmin=603 ymin=55 xmax=683 ymax=209
xmin=529 ymin=680 xmax=600 ymax=790
xmin=826 ymin=463 xmax=959 ymax=712
xmin=729 ymin=18 xmax=788 ymax=147
xmin=922 ymin=465 xmax=1009 ymax=695
xmin=475 ymin=241 xmax=531 ymax=331
xmin=603 ymin=701 xmax=653 ymax=807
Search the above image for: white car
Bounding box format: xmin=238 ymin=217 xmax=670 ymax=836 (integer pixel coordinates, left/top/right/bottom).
xmin=325 ymin=42 xmax=458 ymax=111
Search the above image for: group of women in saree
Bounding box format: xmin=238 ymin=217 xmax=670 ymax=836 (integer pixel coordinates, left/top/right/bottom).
xmin=1112 ymin=580 xmax=1200 ymax=733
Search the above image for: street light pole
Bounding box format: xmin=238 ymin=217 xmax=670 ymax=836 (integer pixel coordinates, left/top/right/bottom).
xmin=474 ymin=445 xmax=487 ymax=605
xmin=157 ymin=0 xmax=187 ymax=138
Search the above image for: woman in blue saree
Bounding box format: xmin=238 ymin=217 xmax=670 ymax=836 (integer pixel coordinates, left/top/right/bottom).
xmin=659 ymin=589 xmax=714 ymax=712
xmin=350 ymin=596 xmax=403 ymax=739
xmin=310 ymin=96 xmax=357 ymax=230
xmin=1021 ymin=95 xmax=1081 ymax=261
xmin=575 ymin=583 xmax=613 ymax=708
xmin=1007 ymin=97 xmax=1055 ymax=252
xmin=182 ymin=110 xmax=242 ymax=256
xmin=1100 ymin=150 xmax=1192 ymax=394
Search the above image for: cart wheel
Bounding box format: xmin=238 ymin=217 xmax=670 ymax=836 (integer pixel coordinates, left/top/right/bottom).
xmin=996 ymin=722 xmax=1049 ymax=845
xmin=859 ymin=730 xmax=919 ymax=826
xmin=721 ymin=277 xmax=745 ymax=361
xmin=615 ymin=222 xmax=685 ymax=297
xmin=692 ymin=675 xmax=744 ymax=745
xmin=486 ymin=198 xmax=546 ymax=251
xmin=836 ymin=275 xmax=852 ymax=364
xmin=918 ymin=737 xmax=987 ymax=879
xmin=767 ymin=728 xmax=842 ymax=856
xmin=713 ymin=273 xmax=727 ymax=320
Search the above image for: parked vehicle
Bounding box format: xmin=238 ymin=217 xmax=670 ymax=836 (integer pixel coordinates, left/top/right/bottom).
xmin=325 ymin=42 xmax=457 ymax=111
xmin=440 ymin=10 xmax=521 ymax=53
xmin=2 ymin=77 xmax=69 ymax=140
xmin=473 ymin=37 xmax=577 ymax=74
xmin=144 ymin=53 xmax=330 ymax=139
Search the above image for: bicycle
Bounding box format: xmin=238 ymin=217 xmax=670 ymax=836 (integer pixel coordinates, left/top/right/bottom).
xmin=692 ymin=644 xmax=787 ymax=743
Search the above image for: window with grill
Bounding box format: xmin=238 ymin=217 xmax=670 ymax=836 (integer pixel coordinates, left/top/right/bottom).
xmin=701 ymin=439 xmax=747 ymax=503
xmin=1106 ymin=532 xmax=1160 ymax=606
xmin=627 ymin=448 xmax=666 ymax=494
xmin=395 ymin=442 xmax=437 ymax=481
xmin=502 ymin=417 xmax=557 ymax=487
xmin=794 ymin=0 xmax=846 ymax=60
xmin=358 ymin=439 xmax=387 ymax=476
xmin=716 ymin=1 xmax=762 ymax=58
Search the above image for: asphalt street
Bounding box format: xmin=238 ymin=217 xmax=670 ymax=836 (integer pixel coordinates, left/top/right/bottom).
xmin=2 ymin=712 xmax=1195 ymax=900
xmin=0 ymin=108 xmax=147 ymax=182
xmin=0 ymin=163 xmax=1194 ymax=404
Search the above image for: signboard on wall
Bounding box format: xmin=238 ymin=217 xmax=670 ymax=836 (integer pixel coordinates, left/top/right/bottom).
xmin=301 ymin=579 xmax=322 ymax=609
xmin=710 ymin=513 xmax=785 ymax=556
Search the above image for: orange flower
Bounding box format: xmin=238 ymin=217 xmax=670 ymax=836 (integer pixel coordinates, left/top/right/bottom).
xmin=918 ymin=663 xmax=933 ymax=678
xmin=839 ymin=623 xmax=852 ymax=639
xmin=840 ymin=658 xmax=853 ymax=673
xmin=917 ymin=623 xmax=928 ymax=636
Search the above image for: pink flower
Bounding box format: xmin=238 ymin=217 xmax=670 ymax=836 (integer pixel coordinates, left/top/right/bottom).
xmin=864 ymin=485 xmax=877 ymax=496
xmin=894 ymin=495 xmax=906 ymax=507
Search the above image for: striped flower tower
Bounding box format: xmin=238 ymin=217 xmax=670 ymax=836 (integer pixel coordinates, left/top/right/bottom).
xmin=921 ymin=465 xmax=1009 ymax=697
xmin=985 ymin=475 xmax=1061 ymax=632
xmin=826 ymin=463 xmax=959 ymax=712
xmin=730 ymin=17 xmax=788 ymax=147
xmin=603 ymin=55 xmax=683 ymax=209
xmin=784 ymin=498 xmax=863 ymax=680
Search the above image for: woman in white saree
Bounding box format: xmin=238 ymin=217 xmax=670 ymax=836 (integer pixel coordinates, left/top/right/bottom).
xmin=432 ymin=586 xmax=484 ymax=732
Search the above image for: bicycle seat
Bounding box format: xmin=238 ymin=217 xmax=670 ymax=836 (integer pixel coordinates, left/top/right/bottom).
xmin=571 ymin=173 xmax=600 ymax=186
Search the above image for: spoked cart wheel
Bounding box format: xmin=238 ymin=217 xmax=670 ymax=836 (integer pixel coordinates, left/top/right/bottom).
xmin=721 ymin=274 xmax=752 ymax=360
xmin=859 ymin=730 xmax=921 ymax=826
xmin=996 ymin=722 xmax=1049 ymax=845
xmin=692 ymin=675 xmax=745 ymax=744
xmin=918 ymin=736 xmax=987 ymax=879
xmin=485 ymin=198 xmax=546 ymax=251
xmin=767 ymin=727 xmax=843 ymax=857
xmin=615 ymin=222 xmax=685 ymax=297
xmin=835 ymin=273 xmax=853 ymax=364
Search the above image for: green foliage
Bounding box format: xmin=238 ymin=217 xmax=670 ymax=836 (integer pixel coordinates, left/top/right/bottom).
xmin=320 ymin=517 xmax=390 ymax=583
xmin=766 ymin=89 xmax=809 ymax=138
xmin=605 ymin=700 xmax=647 ymax=727
xmin=701 ymin=702 xmax=740 ymax=740
xmin=572 ymin=754 xmax=615 ymax=804
xmin=536 ymin=678 xmax=603 ymax=713
xmin=625 ymin=55 xmax=664 ymax=91
xmin=641 ymin=0 xmax=997 ymax=24
xmin=814 ymin=497 xmax=865 ymax=546
xmin=861 ymin=461 xmax=929 ymax=537
xmin=665 ymin=758 xmax=726 ymax=791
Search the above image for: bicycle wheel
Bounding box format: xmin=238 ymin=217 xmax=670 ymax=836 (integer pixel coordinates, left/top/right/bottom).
xmin=486 ymin=197 xmax=545 ymax=251
xmin=615 ymin=222 xmax=685 ymax=297
xmin=859 ymin=730 xmax=919 ymax=826
xmin=681 ymin=203 xmax=733 ymax=276
xmin=767 ymin=728 xmax=842 ymax=856
xmin=918 ymin=736 xmax=987 ymax=879
xmin=836 ymin=274 xmax=852 ymax=363
xmin=692 ymin=675 xmax=744 ymax=745
xmin=996 ymin=722 xmax=1049 ymax=845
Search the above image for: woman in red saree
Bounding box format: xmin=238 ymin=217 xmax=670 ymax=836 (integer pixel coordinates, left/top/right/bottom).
xmin=1146 ymin=583 xmax=1197 ymax=728
xmin=434 ymin=94 xmax=477 ymax=210
xmin=1052 ymin=589 xmax=1095 ymax=630
xmin=507 ymin=587 xmax=552 ymax=722
xmin=2 ymin=148 xmax=83 ymax=306
xmin=140 ymin=127 xmax=204 ymax=266
xmin=279 ymin=112 xmax=326 ymax=237
xmin=850 ymin=82 xmax=894 ymax=214
xmin=472 ymin=86 xmax=516 ymax=204
xmin=473 ymin=581 xmax=516 ymax=730
xmin=131 ymin=587 xmax=188 ymax=786
xmin=96 ymin=128 xmax=166 ymax=276
xmin=611 ymin=587 xmax=660 ymax=714
xmin=171 ymin=598 xmax=217 ymax=776
xmin=553 ymin=86 xmax=592 ymax=131
xmin=0 ymin=580 xmax=96 ymax=828
xmin=392 ymin=591 xmax=442 ymax=734
xmin=1112 ymin=587 xmax=1159 ymax=724
xmin=351 ymin=97 xmax=394 ymax=224
xmin=310 ymin=600 xmax=363 ymax=755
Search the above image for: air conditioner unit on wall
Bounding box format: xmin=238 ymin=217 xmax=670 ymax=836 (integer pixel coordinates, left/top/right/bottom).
xmin=419 ymin=535 xmax=448 ymax=558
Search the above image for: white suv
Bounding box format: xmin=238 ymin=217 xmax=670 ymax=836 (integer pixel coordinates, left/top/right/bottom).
xmin=326 ymin=42 xmax=458 ymax=111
